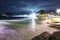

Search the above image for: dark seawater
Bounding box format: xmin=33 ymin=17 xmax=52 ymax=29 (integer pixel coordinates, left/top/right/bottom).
xmin=0 ymin=17 xmax=27 ymax=20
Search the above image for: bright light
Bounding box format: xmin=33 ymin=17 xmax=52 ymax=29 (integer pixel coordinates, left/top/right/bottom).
xmin=56 ymin=9 xmax=60 ymax=13
xmin=31 ymin=12 xmax=36 ymax=29
xmin=29 ymin=10 xmax=36 ymax=30
xmin=51 ymin=18 xmax=60 ymax=22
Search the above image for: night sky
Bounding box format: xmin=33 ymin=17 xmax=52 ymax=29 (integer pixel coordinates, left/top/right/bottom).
xmin=0 ymin=0 xmax=60 ymax=14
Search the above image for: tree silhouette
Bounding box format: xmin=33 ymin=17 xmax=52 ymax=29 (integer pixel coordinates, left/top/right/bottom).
xmin=38 ymin=10 xmax=45 ymax=14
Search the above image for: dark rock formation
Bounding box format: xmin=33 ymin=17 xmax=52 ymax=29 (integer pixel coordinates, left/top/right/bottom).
xmin=32 ymin=32 xmax=51 ymax=40
xmin=51 ymin=31 xmax=60 ymax=40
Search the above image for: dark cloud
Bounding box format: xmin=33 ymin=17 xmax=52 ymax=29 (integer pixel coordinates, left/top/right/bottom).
xmin=0 ymin=0 xmax=60 ymax=14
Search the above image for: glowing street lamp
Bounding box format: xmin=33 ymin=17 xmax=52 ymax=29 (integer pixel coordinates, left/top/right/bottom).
xmin=56 ymin=9 xmax=60 ymax=15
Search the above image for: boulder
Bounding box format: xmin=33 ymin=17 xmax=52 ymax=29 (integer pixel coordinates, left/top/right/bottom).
xmin=51 ymin=31 xmax=60 ymax=40
xmin=32 ymin=32 xmax=51 ymax=40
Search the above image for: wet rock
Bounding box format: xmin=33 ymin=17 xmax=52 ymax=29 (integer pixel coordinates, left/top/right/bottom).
xmin=51 ymin=31 xmax=60 ymax=40
xmin=32 ymin=32 xmax=51 ymax=40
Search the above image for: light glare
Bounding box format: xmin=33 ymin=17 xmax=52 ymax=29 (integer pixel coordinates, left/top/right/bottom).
xmin=30 ymin=11 xmax=36 ymax=30
xmin=56 ymin=9 xmax=60 ymax=13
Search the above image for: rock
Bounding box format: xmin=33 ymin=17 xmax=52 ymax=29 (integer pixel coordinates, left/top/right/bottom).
xmin=51 ymin=31 xmax=60 ymax=40
xmin=32 ymin=32 xmax=51 ymax=40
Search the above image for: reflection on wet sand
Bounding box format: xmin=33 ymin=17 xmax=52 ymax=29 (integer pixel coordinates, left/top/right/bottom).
xmin=0 ymin=20 xmax=59 ymax=40
xmin=0 ymin=21 xmax=21 ymax=40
